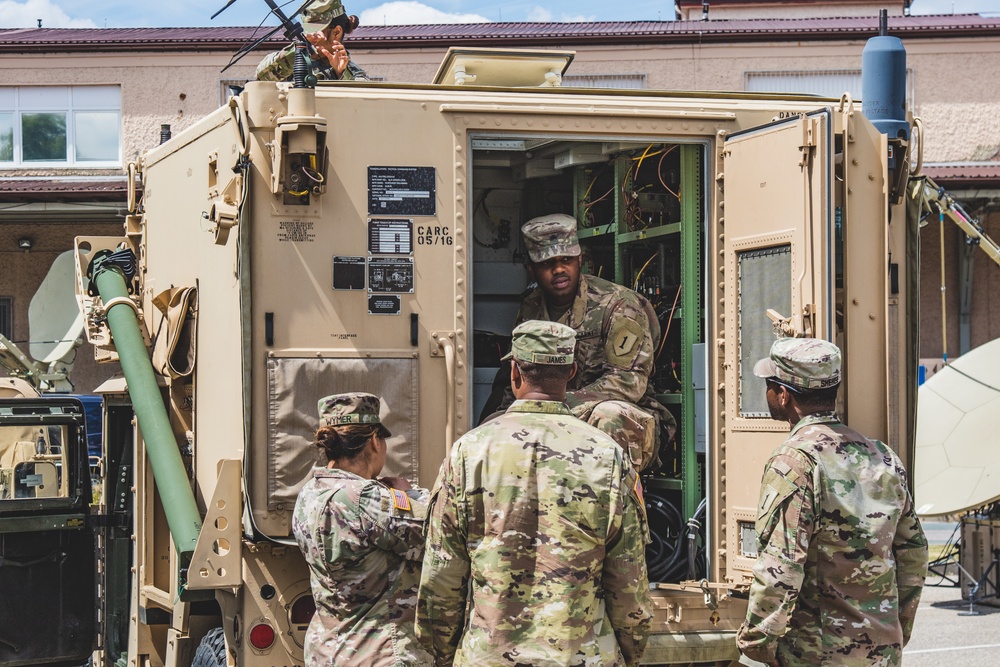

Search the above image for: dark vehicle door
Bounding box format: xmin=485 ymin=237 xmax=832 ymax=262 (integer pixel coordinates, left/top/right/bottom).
xmin=0 ymin=397 xmax=95 ymax=666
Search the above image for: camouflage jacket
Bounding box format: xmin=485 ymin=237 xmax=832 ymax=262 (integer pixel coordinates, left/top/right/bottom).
xmin=292 ymin=468 xmax=432 ymax=666
xmin=416 ymin=399 xmax=653 ymax=667
xmin=256 ymin=44 xmax=369 ymax=82
xmin=509 ymin=274 xmax=675 ymax=457
xmin=736 ymin=414 xmax=929 ymax=667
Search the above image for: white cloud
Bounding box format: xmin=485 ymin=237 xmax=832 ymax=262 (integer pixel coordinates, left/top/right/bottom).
xmin=0 ymin=0 xmax=97 ymax=28
xmin=527 ymin=6 xmax=596 ymax=22
xmin=359 ymin=2 xmax=489 ymax=26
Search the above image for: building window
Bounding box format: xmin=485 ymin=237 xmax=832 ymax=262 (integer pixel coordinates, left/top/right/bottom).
xmin=0 ymin=86 xmax=121 ymax=167
xmin=220 ymin=80 xmax=246 ymax=106
xmin=562 ymin=73 xmax=647 ymax=90
xmin=744 ymin=69 xmax=913 ymax=108
xmin=0 ymin=296 xmax=12 ymax=339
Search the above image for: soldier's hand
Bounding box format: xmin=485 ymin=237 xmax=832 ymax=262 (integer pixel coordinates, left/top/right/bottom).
xmin=306 ymin=32 xmax=349 ymax=77
xmin=378 ymin=476 xmax=412 ymax=491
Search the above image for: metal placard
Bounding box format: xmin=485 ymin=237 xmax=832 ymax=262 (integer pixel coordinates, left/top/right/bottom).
xmin=332 ymin=256 xmax=366 ymax=290
xmin=368 ymin=218 xmax=413 ymax=255
xmin=368 ymin=295 xmax=401 ymax=315
xmin=368 ymin=257 xmax=414 ymax=293
xmin=368 ymin=166 xmax=436 ymax=216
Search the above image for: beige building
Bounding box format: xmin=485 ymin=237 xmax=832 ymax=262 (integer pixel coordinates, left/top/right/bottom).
xmin=1 ymin=9 xmax=997 ymax=392
xmin=0 ymin=28 xmax=283 ymax=392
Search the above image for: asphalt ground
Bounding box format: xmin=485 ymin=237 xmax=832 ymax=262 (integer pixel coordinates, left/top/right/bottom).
xmin=904 ymin=521 xmax=1000 ymax=666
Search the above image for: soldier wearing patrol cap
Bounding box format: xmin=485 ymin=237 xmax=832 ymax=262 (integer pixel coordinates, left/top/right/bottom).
xmin=490 ymin=212 xmax=674 ymax=471
xmin=292 ymin=392 xmax=432 ymax=666
xmin=737 ymin=338 xmax=928 ymax=667
xmin=256 ymin=0 xmax=369 ymax=82
xmin=417 ymin=320 xmax=653 ymax=666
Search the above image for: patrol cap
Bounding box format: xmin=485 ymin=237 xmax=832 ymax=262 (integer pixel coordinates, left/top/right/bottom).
xmin=753 ymin=337 xmax=842 ymax=390
xmin=501 ymin=320 xmax=576 ymax=365
xmin=317 ymin=392 xmax=391 ymax=437
xmin=521 ymin=213 xmax=582 ymax=264
xmin=302 ymin=0 xmax=346 ymax=32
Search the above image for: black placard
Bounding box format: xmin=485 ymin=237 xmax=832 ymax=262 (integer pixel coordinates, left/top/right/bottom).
xmin=368 ymin=166 xmax=436 ymax=216
xmin=368 ymin=294 xmax=401 ymax=315
xmin=368 ymin=257 xmax=414 ymax=293
xmin=333 ymin=256 xmax=366 ymax=290
xmin=368 ymin=219 xmax=413 ymax=255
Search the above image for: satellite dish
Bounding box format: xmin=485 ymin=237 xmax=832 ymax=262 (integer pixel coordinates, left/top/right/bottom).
xmin=914 ymin=337 xmax=1000 ymax=517
xmin=29 ymin=250 xmax=85 ymax=364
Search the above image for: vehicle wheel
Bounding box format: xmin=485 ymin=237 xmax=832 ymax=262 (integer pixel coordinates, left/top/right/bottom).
xmin=191 ymin=627 xmax=227 ymax=667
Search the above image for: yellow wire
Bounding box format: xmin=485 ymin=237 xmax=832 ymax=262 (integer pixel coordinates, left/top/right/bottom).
xmin=633 ymin=250 xmax=659 ymax=290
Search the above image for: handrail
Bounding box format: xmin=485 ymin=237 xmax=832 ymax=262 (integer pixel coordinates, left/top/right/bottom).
xmin=439 ymin=337 xmax=456 ymax=456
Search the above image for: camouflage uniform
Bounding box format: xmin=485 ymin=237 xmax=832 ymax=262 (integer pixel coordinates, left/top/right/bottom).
xmin=737 ymin=339 xmax=929 ymax=667
xmin=514 ymin=272 xmax=673 ymax=469
xmin=505 ymin=214 xmax=674 ymax=470
xmin=292 ymin=393 xmax=433 ymax=666
xmin=417 ymin=321 xmax=653 ymax=667
xmin=256 ymin=46 xmax=369 ymax=82
xmin=255 ymin=0 xmax=369 ymax=82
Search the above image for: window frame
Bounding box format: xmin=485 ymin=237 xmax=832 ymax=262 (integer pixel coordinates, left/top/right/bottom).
xmin=0 ymin=296 xmax=11 ymax=339
xmin=0 ymin=85 xmax=122 ymax=168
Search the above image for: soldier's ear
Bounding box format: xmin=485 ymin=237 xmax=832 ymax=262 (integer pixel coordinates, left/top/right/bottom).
xmin=510 ymin=360 xmax=522 ymax=386
xmin=568 ymin=362 xmax=578 ymax=381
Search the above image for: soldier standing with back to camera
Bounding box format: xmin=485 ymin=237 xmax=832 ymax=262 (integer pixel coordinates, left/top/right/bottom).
xmin=737 ymin=338 xmax=928 ymax=667
xmin=417 ymin=320 xmax=653 ymax=667
xmin=293 ymin=393 xmax=432 ymax=666
xmin=493 ymin=213 xmax=675 ymax=471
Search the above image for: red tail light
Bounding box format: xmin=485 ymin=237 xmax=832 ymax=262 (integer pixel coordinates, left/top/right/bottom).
xmin=248 ymin=623 xmax=275 ymax=650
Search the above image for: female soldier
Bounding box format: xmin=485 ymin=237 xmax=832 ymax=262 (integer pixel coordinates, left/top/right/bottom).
xmin=292 ymin=393 xmax=431 ymax=666
xmin=256 ymin=0 xmax=369 ymax=82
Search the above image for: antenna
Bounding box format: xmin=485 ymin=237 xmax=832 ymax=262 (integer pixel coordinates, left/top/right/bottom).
xmin=0 ymin=250 xmax=83 ymax=393
xmin=29 ymin=250 xmax=84 ymax=367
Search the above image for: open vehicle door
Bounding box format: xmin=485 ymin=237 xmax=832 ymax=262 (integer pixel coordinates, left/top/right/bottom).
xmin=714 ymin=110 xmax=837 ymax=584
xmin=0 ymin=397 xmax=95 ymax=666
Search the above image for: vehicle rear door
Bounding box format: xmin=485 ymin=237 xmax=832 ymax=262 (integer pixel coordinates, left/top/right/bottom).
xmin=714 ymin=110 xmax=836 ymax=584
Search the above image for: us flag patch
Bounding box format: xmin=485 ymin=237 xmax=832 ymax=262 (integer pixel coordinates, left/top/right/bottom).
xmin=391 ymin=488 xmax=412 ymax=511
xmin=633 ymin=475 xmax=644 ymax=506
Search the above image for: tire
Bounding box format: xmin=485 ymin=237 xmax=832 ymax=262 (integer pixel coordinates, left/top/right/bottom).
xmin=191 ymin=627 xmax=227 ymax=667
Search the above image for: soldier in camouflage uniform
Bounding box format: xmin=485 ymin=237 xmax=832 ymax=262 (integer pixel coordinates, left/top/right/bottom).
xmin=416 ymin=320 xmax=653 ymax=667
xmin=499 ymin=213 xmax=674 ymax=470
xmin=737 ymin=338 xmax=928 ymax=667
xmin=256 ymin=0 xmax=369 ymax=83
xmin=292 ymin=392 xmax=432 ymax=666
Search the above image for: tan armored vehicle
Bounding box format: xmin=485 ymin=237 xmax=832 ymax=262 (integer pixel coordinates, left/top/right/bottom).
xmin=0 ymin=31 xmax=920 ymax=667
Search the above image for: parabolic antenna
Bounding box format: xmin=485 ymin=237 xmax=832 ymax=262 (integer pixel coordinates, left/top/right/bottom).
xmin=914 ymin=336 xmax=1000 ymax=517
xmin=28 ymin=250 xmax=85 ymax=364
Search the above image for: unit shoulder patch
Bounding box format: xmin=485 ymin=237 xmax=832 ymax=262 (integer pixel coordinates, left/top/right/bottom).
xmin=607 ymin=317 xmax=644 ymax=368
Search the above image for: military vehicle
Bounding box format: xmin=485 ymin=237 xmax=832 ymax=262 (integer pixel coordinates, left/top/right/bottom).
xmin=0 ymin=15 xmax=927 ymax=667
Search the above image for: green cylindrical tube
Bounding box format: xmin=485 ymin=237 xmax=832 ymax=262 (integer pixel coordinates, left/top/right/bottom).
xmin=94 ymin=265 xmax=202 ymax=563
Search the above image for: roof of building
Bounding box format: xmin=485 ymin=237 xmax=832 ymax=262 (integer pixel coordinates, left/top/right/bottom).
xmin=0 ymin=26 xmax=287 ymax=52
xmin=923 ymin=163 xmax=1000 ymax=189
xmin=676 ymin=0 xmax=908 ymax=6
xmin=0 ymin=177 xmax=127 ymax=202
xmin=0 ymin=14 xmax=996 ymax=52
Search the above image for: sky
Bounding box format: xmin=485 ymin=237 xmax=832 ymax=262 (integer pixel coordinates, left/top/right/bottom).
xmin=0 ymin=0 xmax=995 ymax=29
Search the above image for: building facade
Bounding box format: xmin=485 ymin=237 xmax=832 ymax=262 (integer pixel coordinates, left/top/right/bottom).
xmin=0 ymin=12 xmax=997 ymax=391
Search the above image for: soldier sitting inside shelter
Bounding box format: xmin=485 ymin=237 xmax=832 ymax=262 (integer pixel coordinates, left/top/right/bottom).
xmin=488 ymin=213 xmax=675 ymax=470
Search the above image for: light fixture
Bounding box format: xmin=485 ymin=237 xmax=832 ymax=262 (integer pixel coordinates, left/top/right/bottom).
xmin=18 ymin=238 xmax=32 ymax=250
